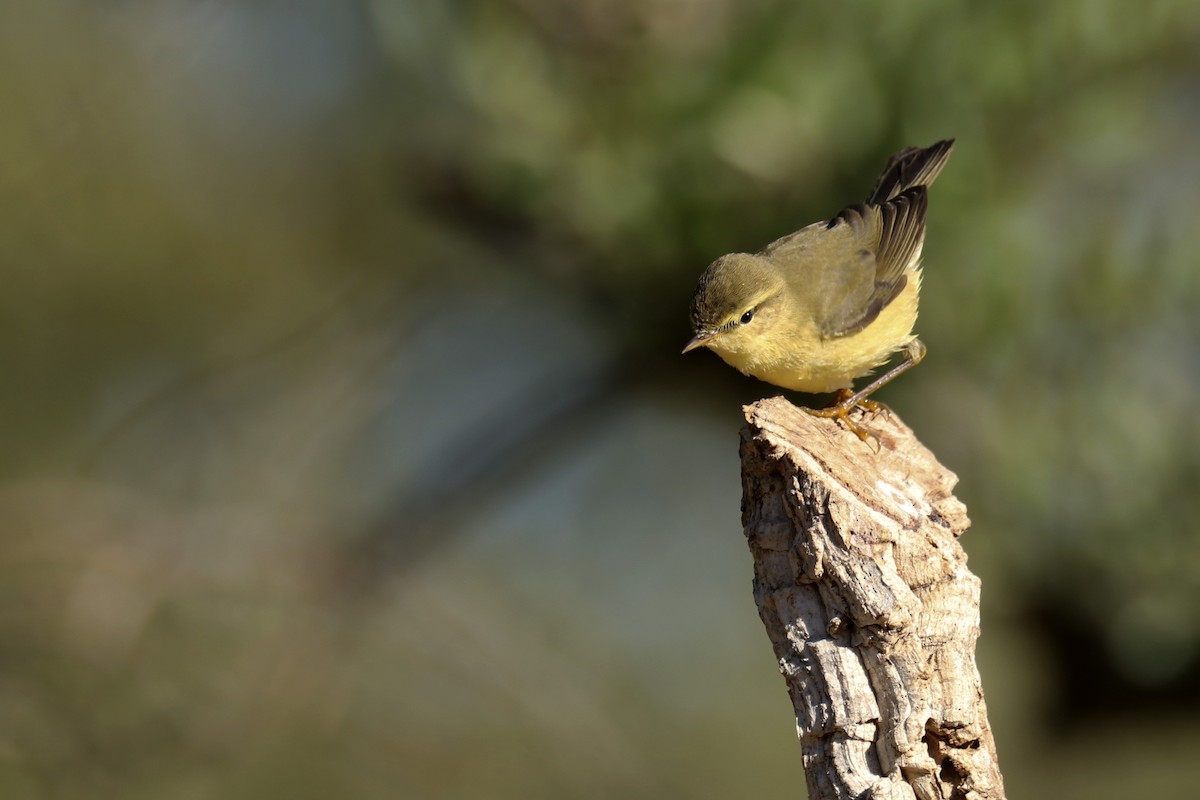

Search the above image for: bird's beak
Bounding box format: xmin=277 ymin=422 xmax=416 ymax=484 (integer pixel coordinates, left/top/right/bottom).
xmin=681 ymin=332 xmax=716 ymax=354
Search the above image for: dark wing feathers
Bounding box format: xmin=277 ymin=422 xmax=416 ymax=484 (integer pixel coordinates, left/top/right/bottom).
xmin=874 ymin=186 xmax=928 ymax=289
xmin=815 ymin=186 xmax=928 ymax=338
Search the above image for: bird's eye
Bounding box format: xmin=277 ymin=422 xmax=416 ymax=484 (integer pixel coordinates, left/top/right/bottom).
xmin=740 ymin=310 xmax=754 ymax=325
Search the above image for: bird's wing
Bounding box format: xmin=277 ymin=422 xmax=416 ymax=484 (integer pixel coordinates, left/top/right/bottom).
xmin=812 ymin=186 xmax=928 ymax=338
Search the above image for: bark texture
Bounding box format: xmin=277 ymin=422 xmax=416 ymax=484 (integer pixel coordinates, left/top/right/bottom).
xmin=740 ymin=397 xmax=1004 ymax=800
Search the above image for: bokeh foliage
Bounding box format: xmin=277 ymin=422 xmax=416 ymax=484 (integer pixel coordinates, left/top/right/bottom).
xmin=2 ymin=1 xmax=1200 ymax=797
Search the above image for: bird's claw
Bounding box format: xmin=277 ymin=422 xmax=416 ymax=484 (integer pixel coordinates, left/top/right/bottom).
xmin=802 ymin=389 xmax=895 ymax=445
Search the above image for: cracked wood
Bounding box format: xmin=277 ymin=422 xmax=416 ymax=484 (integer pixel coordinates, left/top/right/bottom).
xmin=740 ymin=397 xmax=1005 ymax=800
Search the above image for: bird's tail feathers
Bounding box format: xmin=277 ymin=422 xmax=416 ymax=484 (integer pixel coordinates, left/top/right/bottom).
xmin=867 ymin=139 xmax=955 ymax=205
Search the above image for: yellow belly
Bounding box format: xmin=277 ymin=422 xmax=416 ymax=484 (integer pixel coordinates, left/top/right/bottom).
xmin=712 ymin=275 xmax=920 ymax=394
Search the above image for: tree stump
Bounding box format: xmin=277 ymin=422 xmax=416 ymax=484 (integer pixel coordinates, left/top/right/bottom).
xmin=740 ymin=397 xmax=1005 ymax=800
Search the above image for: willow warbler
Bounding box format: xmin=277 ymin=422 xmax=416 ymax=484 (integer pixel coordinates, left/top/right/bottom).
xmin=683 ymin=139 xmax=954 ymax=438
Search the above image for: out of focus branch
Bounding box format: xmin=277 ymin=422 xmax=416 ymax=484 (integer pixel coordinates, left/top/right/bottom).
xmin=740 ymin=397 xmax=1004 ymax=799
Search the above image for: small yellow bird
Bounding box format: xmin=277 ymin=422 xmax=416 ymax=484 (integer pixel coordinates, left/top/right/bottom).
xmin=683 ymin=139 xmax=954 ymax=439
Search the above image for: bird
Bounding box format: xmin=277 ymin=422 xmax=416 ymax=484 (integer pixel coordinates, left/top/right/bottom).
xmin=682 ymin=139 xmax=954 ymax=439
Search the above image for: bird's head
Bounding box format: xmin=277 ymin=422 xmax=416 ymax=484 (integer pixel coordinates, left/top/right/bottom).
xmin=683 ymin=253 xmax=786 ymax=357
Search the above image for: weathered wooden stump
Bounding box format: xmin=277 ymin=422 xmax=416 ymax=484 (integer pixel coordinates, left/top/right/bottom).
xmin=741 ymin=397 xmax=1004 ymax=800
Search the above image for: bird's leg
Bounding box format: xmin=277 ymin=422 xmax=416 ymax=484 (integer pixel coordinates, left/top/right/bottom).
xmin=839 ymin=337 xmax=925 ymax=411
xmin=805 ymin=338 xmax=926 ymax=441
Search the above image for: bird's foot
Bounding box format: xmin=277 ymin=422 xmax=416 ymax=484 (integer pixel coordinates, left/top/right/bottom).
xmin=804 ymin=390 xmax=883 ymax=443
xmin=801 ymin=339 xmax=926 ymax=443
xmin=854 ymin=397 xmax=890 ymax=416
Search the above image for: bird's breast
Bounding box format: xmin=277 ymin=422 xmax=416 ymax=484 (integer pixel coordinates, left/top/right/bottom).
xmin=712 ymin=274 xmax=921 ymax=393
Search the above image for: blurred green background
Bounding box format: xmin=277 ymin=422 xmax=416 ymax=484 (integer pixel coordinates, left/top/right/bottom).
xmin=3 ymin=1 xmax=1200 ymax=797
